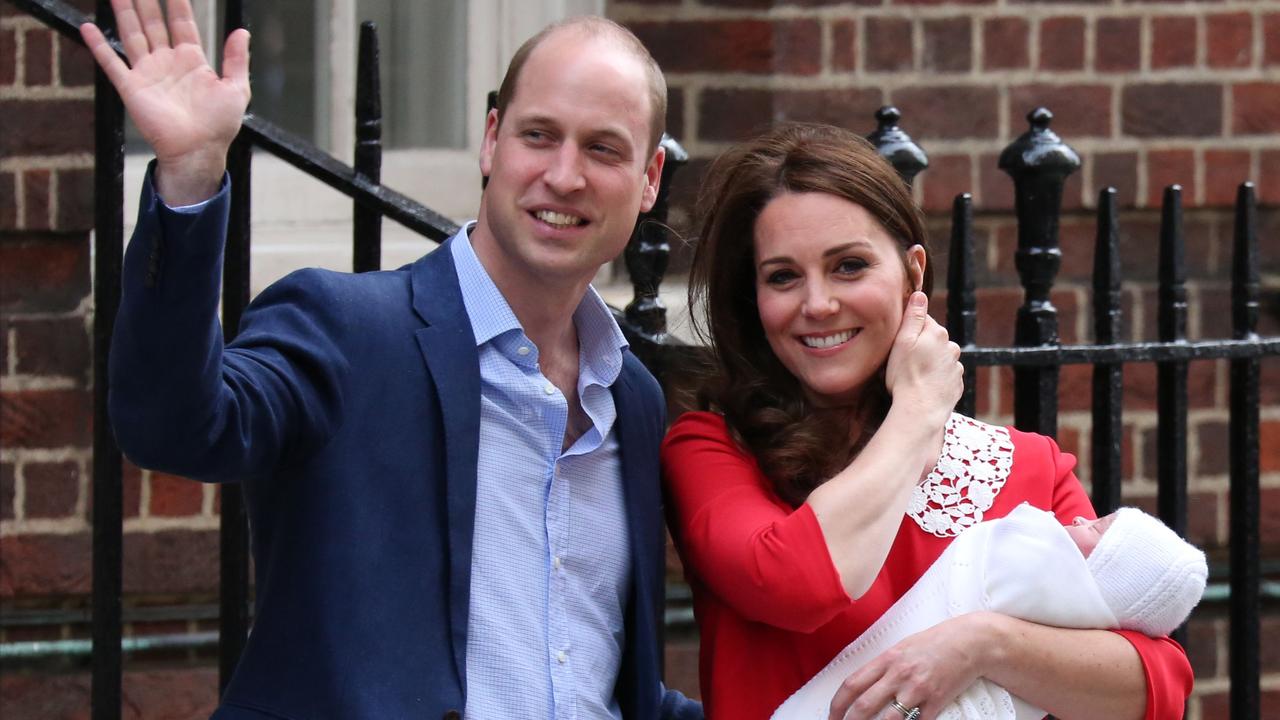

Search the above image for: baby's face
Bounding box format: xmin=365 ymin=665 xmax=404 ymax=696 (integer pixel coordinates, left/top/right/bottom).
xmin=1064 ymin=512 xmax=1118 ymax=557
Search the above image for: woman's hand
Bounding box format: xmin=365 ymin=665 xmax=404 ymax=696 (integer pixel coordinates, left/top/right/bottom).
xmin=828 ymin=613 xmax=990 ymax=720
xmin=80 ymin=0 xmax=251 ymax=205
xmin=883 ymin=292 xmax=962 ymax=427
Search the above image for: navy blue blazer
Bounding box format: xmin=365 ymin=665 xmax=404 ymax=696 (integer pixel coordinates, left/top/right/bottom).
xmin=109 ymin=176 xmax=701 ymax=720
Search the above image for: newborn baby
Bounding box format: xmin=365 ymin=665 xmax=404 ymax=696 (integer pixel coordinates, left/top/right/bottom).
xmin=773 ymin=504 xmax=1208 ymax=720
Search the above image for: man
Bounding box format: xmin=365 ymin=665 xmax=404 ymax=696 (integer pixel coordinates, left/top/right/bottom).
xmin=82 ymin=2 xmax=701 ymax=718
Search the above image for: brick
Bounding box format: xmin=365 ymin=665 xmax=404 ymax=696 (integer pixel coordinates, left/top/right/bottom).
xmin=978 ymin=154 xmax=1014 ymax=211
xmin=1266 ymin=14 xmax=1280 ymax=66
xmin=891 ymin=86 xmax=999 ymax=139
xmin=55 ymin=166 xmax=94 ymax=231
xmin=1095 ymin=17 xmax=1140 ymax=73
xmin=58 ymin=32 xmax=97 ymax=87
xmin=1196 ymin=419 xmax=1229 ymax=475
xmin=1262 ymin=151 xmax=1280 ymax=205
xmin=1151 ymin=16 xmax=1197 ymax=70
xmin=698 ymin=87 xmax=886 ymax=143
xmin=0 ymin=532 xmax=91 ymax=596
xmin=665 ymin=87 xmax=684 ymax=147
xmin=148 ymin=471 xmax=204 ymax=516
xmin=1056 ymin=364 xmax=1093 ymax=413
xmin=1008 ymin=85 xmax=1111 ymax=138
xmin=123 ymin=460 xmax=143 ymax=518
xmin=832 ymin=19 xmax=857 ymax=73
xmin=21 ymin=168 xmax=51 ymax=231
xmin=1092 ymin=151 xmax=1139 ymax=208
xmin=0 ymin=668 xmax=220 ymax=720
xmin=1 ymin=462 xmax=14 ymax=520
xmin=866 ymin=17 xmax=914 ymax=72
xmin=0 ymin=234 xmax=90 ymax=313
xmin=1122 ymin=84 xmax=1222 ymax=138
xmin=24 ymin=460 xmax=81 ymax=518
xmin=1039 ymin=17 xmax=1085 ymax=71
xmin=123 ymin=529 xmax=219 ymax=594
xmin=1184 ymin=617 xmax=1218 ymax=679
xmin=1263 ymin=486 xmax=1280 ymax=555
xmin=1206 ymin=12 xmax=1252 ymax=69
xmin=920 ymin=154 xmax=972 ymax=213
xmin=982 ymin=17 xmax=1029 ymax=70
xmin=23 ymin=29 xmax=53 ymax=86
xmin=776 ymin=88 xmax=885 ymax=133
xmin=1263 ymin=421 xmax=1280 ymax=474
xmin=0 ymin=29 xmax=15 ymax=86
xmin=0 ymin=389 xmax=92 ymax=448
xmin=1146 ymin=148 xmax=1196 ymax=207
xmin=630 ymin=20 xmax=820 ymax=75
xmin=1264 ymin=615 xmax=1280 ymax=673
xmin=0 ymin=99 xmax=94 ymax=157
xmin=1232 ymin=82 xmax=1280 ymax=135
xmin=1202 ymin=150 xmax=1252 ymax=207
xmin=12 ymin=316 xmax=90 ymax=381
xmin=922 ymin=17 xmax=971 ymax=73
xmin=698 ymin=88 xmax=772 ymax=142
xmin=0 ymin=171 xmax=15 ymax=229
xmin=1121 ymin=361 xmax=1219 ymax=412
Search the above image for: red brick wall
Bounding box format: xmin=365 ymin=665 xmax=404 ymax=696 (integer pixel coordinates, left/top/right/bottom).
xmin=612 ymin=0 xmax=1280 ymax=714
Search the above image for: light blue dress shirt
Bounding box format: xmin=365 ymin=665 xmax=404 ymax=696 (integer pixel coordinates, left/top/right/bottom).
xmin=451 ymin=227 xmax=631 ymax=720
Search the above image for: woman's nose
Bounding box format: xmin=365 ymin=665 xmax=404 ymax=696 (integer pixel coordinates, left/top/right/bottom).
xmin=802 ymin=284 xmax=839 ymax=318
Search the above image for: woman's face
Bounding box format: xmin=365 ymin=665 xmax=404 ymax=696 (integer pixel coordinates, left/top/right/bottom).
xmin=753 ymin=191 xmax=924 ymax=407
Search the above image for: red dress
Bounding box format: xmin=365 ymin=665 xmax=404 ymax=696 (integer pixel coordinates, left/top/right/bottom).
xmin=660 ymin=411 xmax=1193 ymax=720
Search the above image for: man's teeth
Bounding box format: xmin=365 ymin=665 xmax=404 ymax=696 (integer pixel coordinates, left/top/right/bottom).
xmin=801 ymin=330 xmax=853 ymax=349
xmin=535 ymin=210 xmax=584 ymax=228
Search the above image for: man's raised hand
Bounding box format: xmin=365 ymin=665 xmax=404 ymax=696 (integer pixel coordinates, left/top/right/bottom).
xmin=80 ymin=0 xmax=251 ymax=206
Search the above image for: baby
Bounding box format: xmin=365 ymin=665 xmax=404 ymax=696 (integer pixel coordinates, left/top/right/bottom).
xmin=773 ymin=504 xmax=1209 ymax=720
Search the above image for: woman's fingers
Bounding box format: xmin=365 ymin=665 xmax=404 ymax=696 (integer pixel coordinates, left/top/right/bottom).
xmin=79 ymin=22 xmax=132 ymax=90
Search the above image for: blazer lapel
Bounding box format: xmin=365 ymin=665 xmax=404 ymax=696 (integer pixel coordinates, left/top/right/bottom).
xmin=411 ymin=242 xmax=481 ymax=689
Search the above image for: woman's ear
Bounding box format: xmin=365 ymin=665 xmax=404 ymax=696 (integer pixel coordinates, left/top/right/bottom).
xmin=906 ymin=245 xmax=926 ymax=292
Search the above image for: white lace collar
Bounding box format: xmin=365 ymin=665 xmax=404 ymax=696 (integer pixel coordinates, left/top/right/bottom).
xmin=906 ymin=414 xmax=1014 ymax=537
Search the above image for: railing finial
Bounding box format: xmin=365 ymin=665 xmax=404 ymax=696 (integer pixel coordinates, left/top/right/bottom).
xmin=866 ymin=105 xmax=928 ymax=187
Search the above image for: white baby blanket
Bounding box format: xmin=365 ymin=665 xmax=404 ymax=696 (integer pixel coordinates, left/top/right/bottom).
xmin=772 ymin=503 xmax=1118 ymax=720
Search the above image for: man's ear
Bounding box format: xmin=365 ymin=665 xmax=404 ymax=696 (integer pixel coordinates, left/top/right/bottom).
xmin=479 ymin=108 xmax=500 ymax=178
xmin=639 ymin=146 xmax=666 ymax=213
xmin=906 ymin=245 xmax=926 ymax=292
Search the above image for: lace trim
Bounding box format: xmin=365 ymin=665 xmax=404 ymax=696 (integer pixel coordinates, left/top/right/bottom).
xmin=906 ymin=414 xmax=1014 ymax=538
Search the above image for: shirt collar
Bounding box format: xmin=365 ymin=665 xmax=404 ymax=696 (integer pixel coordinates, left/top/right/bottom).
xmin=449 ymin=223 xmax=629 ymax=386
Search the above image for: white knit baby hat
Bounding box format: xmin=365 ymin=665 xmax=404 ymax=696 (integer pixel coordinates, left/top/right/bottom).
xmin=1085 ymin=507 xmax=1209 ymax=636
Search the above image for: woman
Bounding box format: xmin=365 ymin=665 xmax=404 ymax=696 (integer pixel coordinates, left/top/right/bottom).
xmin=660 ymin=124 xmax=1192 ymax=720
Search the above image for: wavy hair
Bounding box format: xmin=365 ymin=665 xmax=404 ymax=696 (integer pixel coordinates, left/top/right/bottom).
xmin=688 ymin=123 xmax=933 ymax=506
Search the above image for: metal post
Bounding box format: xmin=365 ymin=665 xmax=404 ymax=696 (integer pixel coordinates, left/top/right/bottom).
xmin=91 ymin=0 xmax=125 ymax=715
xmin=1155 ymin=185 xmax=1188 ymax=537
xmin=353 ymin=21 xmax=383 ymax=273
xmin=623 ymin=134 xmax=687 ymax=339
xmin=998 ymin=108 xmax=1080 ymax=436
xmin=1090 ymin=187 xmax=1123 ymax=514
xmin=946 ymin=193 xmax=976 ymax=417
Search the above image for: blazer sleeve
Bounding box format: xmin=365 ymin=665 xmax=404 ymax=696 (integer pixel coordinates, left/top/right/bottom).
xmin=1041 ymin=432 xmax=1195 ymax=720
xmin=661 ymin=412 xmax=849 ymax=632
xmin=108 ymin=168 xmax=349 ymax=481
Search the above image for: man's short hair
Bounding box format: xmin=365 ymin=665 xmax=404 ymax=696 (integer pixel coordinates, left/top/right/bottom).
xmin=494 ymin=16 xmax=667 ymax=156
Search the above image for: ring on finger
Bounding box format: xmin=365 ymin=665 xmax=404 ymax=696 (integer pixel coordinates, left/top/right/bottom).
xmin=890 ymin=699 xmax=922 ymax=720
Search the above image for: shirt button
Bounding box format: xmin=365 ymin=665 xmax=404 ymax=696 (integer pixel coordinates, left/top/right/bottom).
xmin=517 ymin=346 xmax=530 ymax=356
xmin=552 ymin=556 xmax=562 ymax=570
xmin=556 ymin=650 xmax=568 ymax=664
xmin=544 ymin=383 xmax=555 ymax=395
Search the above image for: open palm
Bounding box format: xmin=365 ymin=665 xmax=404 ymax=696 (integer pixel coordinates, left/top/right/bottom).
xmin=81 ymin=0 xmax=250 ymax=202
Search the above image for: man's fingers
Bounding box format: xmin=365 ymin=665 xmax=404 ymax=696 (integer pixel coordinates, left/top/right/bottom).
xmin=109 ymin=0 xmax=150 ymax=64
xmin=133 ymin=0 xmax=171 ymax=52
xmin=80 ymin=23 xmax=132 ymax=90
xmin=166 ymin=0 xmax=203 ymax=48
xmin=221 ymin=28 xmax=251 ymax=94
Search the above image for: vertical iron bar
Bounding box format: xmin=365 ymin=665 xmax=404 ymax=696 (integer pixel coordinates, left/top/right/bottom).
xmin=1228 ymin=182 xmax=1260 ymax=720
xmin=624 ymin=135 xmax=687 ymax=339
xmin=998 ymin=108 xmax=1080 ymax=437
xmin=946 ymin=193 xmax=977 ymax=417
xmin=1090 ymin=188 xmax=1123 ymax=514
xmin=1155 ymin=185 xmax=1188 ymax=648
xmin=481 ymin=91 xmax=497 ymax=190
xmin=91 ymin=1 xmax=125 ymax=716
xmin=219 ymin=0 xmax=252 ymax=693
xmin=1155 ymin=185 xmax=1188 ymax=537
xmin=353 ymin=21 xmax=382 ymax=273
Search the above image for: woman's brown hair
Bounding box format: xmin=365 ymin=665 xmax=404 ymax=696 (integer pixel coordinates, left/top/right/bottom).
xmin=688 ymin=123 xmax=933 ymax=506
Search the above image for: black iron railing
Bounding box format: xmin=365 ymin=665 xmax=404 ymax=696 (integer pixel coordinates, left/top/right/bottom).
xmin=8 ymin=2 xmax=1277 ymax=719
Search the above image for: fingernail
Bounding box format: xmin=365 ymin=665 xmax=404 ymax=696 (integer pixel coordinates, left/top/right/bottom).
xmin=910 ymin=292 xmax=926 ymax=308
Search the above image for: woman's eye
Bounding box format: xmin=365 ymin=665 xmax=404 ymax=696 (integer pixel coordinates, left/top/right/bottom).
xmin=836 ymin=258 xmax=868 ymax=274
xmin=765 ymin=269 xmax=798 ymax=285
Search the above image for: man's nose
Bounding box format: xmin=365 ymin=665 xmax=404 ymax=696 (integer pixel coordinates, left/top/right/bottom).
xmin=543 ymin=145 xmax=587 ymax=195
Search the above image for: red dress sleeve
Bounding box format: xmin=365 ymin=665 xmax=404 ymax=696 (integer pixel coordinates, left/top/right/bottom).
xmin=661 ymin=412 xmax=850 ymax=632
xmin=1034 ymin=430 xmax=1195 ymax=720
